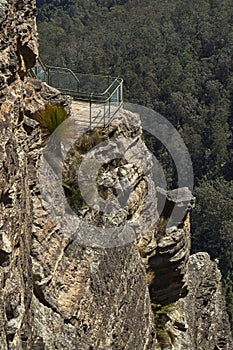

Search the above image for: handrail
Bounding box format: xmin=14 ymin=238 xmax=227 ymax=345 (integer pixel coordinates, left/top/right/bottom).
xmin=98 ymin=76 xmax=123 ymax=96
xmin=46 ymin=65 xmax=122 ymax=98
xmin=46 ymin=65 xmax=81 ymax=92
xmin=30 ymin=58 xmax=123 ymax=130
xmin=54 ymin=80 xmax=123 ymax=104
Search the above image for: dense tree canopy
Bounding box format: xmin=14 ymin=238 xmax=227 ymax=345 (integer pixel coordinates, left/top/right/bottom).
xmin=36 ymin=0 xmax=233 ymax=330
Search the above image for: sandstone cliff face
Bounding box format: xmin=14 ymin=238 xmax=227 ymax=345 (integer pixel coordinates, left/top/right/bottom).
xmin=30 ymin=111 xmax=156 ymax=350
xmin=0 ymin=1 xmax=232 ymax=350
xmin=178 ymin=253 xmax=233 ymax=350
xmin=0 ymin=1 xmax=38 ymax=348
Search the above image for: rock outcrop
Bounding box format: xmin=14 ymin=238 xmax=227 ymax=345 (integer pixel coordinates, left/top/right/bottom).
xmin=0 ymin=1 xmax=232 ymax=350
xmin=138 ymin=187 xmax=195 ymax=308
xmin=31 ymin=110 xmax=156 ymax=350
xmin=179 ymin=253 xmax=233 ymax=350
xmin=24 ymin=77 xmax=72 ymax=118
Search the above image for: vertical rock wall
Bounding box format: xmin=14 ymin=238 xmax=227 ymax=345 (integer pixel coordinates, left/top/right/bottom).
xmin=0 ymin=1 xmax=38 ymax=348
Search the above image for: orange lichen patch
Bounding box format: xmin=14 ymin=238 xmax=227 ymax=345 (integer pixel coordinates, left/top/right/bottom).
xmin=184 ymin=212 xmax=190 ymax=232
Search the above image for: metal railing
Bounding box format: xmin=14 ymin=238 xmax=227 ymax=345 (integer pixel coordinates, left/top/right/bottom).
xmin=30 ymin=58 xmax=123 ymax=129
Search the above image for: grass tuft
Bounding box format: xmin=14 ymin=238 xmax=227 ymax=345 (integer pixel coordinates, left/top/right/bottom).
xmin=34 ymin=104 xmax=68 ymax=137
xmin=76 ymin=129 xmax=104 ymax=153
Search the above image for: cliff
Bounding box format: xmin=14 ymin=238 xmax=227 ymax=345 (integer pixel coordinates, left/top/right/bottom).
xmin=0 ymin=1 xmax=232 ymax=349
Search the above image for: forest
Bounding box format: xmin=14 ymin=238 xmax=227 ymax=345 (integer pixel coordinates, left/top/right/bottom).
xmin=36 ymin=0 xmax=233 ymax=331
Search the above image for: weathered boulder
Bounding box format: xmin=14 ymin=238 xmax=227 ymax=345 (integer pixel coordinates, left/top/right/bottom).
xmin=24 ymin=77 xmax=72 ymax=118
xmin=156 ymin=186 xmax=195 ymax=227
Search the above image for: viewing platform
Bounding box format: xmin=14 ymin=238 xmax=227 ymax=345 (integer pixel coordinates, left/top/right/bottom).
xmin=30 ymin=59 xmax=123 ymax=130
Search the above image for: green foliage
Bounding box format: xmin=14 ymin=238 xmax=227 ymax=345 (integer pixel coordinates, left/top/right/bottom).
xmin=192 ymin=178 xmax=233 ymax=333
xmin=76 ymin=129 xmax=104 ymax=154
xmin=62 ymin=129 xmax=105 ymax=213
xmin=192 ymin=178 xmax=233 ymax=274
xmin=35 ymin=104 xmax=68 ymax=137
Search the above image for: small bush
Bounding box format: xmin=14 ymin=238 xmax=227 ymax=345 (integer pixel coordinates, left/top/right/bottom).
xmin=62 ymin=128 xmax=107 ymax=214
xmin=76 ymin=129 xmax=104 ymax=153
xmin=68 ymin=187 xmax=85 ymax=210
xmin=35 ymin=104 xmax=68 ymax=137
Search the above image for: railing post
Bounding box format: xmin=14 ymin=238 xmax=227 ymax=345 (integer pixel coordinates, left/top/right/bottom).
xmin=90 ymin=93 xmax=93 ymax=130
xmin=104 ymin=102 xmax=106 ymax=127
xmin=47 ymin=67 xmax=50 ymax=85
xmin=120 ymin=81 xmax=123 ymax=105
xmin=108 ymin=93 xmax=111 ymax=123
